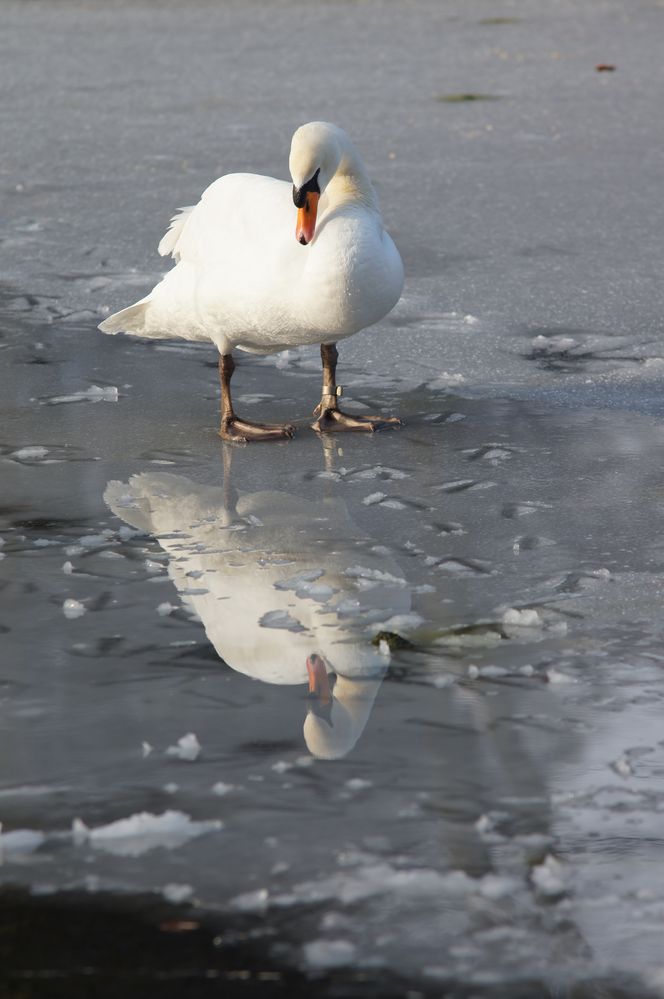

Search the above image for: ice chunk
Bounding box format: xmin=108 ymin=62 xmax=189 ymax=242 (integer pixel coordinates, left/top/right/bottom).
xmin=611 ymin=756 xmax=633 ymax=777
xmin=43 ymin=385 xmax=119 ymax=405
xmin=428 ymin=371 xmax=466 ymax=389
xmin=71 ymin=810 xmax=221 ymax=856
xmin=229 ymin=888 xmax=269 ymax=913
xmin=12 ymin=446 xmax=49 ymax=460
xmin=345 ymin=778 xmax=372 ymax=792
xmin=546 ymin=668 xmax=576 ymax=684
xmin=211 ymin=781 xmax=235 ymax=796
xmin=531 ymin=854 xmax=567 ymax=898
xmin=163 ymin=883 xmax=193 ymax=904
xmin=274 ymin=571 xmax=335 ymax=602
xmin=0 ymin=827 xmax=45 ymax=856
xmin=259 ymin=610 xmax=306 ymax=632
xmin=166 ymin=733 xmax=201 ymax=761
xmin=344 ymin=566 xmax=408 ymax=588
xmin=502 ymin=607 xmax=543 ymax=628
xmin=62 ymin=599 xmax=86 ymax=619
xmin=303 ymin=939 xmax=357 ymax=970
xmin=363 ymin=492 xmax=387 ymax=506
xmin=157 ymin=602 xmax=178 ymax=616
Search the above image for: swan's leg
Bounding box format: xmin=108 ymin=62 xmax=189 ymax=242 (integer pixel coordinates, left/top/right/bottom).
xmin=218 ymin=353 xmax=295 ymax=443
xmin=311 ymin=343 xmax=402 ymax=434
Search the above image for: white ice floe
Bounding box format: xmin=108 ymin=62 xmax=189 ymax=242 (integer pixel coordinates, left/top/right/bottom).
xmin=428 ymin=371 xmax=466 ymax=389
xmin=363 ymin=492 xmax=388 ymax=506
xmin=62 ymin=598 xmax=86 ymax=619
xmin=368 ymin=612 xmax=424 ymax=634
xmin=271 ymin=760 xmax=293 ymax=774
xmin=259 ymin=609 xmax=306 ymax=631
xmin=546 ymin=667 xmax=576 ymax=684
xmin=211 ymin=781 xmax=235 ymax=796
xmin=157 ymin=602 xmax=178 ymax=616
xmin=162 ymin=883 xmax=194 ymax=904
xmin=274 ymin=571 xmax=336 ymax=602
xmin=43 ymin=385 xmax=119 ymax=405
xmin=166 ymin=733 xmax=201 ymax=761
xmin=229 ymin=888 xmax=269 ymax=913
xmin=303 ymin=938 xmax=357 ymax=970
xmin=344 ymin=565 xmax=408 ymax=588
xmin=142 ymin=741 xmax=153 ymax=758
xmin=611 ymin=755 xmax=633 ymax=777
xmin=344 ymin=778 xmax=372 ymax=792
xmin=502 ymin=607 xmax=543 ymax=628
xmin=12 ymin=446 xmax=49 ymax=460
xmin=0 ymin=827 xmax=45 ymax=857
xmin=276 ymin=863 xmax=482 ymax=910
xmin=71 ymin=810 xmax=221 ymax=857
xmin=531 ymin=854 xmax=567 ymax=898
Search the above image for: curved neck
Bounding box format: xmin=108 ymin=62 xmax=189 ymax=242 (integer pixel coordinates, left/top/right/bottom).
xmin=326 ymin=140 xmax=379 ymax=214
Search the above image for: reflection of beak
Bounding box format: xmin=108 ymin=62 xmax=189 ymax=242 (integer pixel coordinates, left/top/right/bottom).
xmin=306 ymin=653 xmax=332 ymax=704
xmin=296 ymin=192 xmax=320 ymax=246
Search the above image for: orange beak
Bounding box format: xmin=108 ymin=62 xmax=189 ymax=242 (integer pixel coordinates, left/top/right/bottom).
xmin=306 ymin=653 xmax=332 ymax=704
xmin=296 ymin=192 xmax=320 ymax=246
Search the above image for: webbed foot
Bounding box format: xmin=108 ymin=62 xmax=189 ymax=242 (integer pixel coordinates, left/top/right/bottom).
xmin=219 ymin=417 xmax=296 ymax=444
xmin=311 ymin=407 xmax=403 ymax=434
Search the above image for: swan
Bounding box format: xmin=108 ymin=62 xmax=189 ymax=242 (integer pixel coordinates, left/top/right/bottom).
xmin=104 ymin=472 xmax=413 ymax=759
xmin=99 ymin=122 xmax=404 ymax=443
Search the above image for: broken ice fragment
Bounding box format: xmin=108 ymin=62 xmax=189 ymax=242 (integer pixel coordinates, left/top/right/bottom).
xmin=62 ymin=598 xmax=86 ymax=619
xmin=41 ymin=385 xmax=119 ymax=405
xmin=229 ymin=888 xmax=269 ymax=913
xmin=166 ymin=733 xmax=201 ymax=761
xmin=303 ymin=939 xmax=357 ymax=970
xmin=12 ymin=446 xmax=49 ymax=461
xmin=71 ymin=810 xmax=221 ymax=856
xmin=163 ymin=883 xmax=194 ymax=904
xmin=611 ymin=756 xmax=633 ymax=777
xmin=531 ymin=854 xmax=567 ymax=898
xmin=259 ymin=610 xmax=306 ymax=632
xmin=211 ymin=782 xmax=235 ymax=796
xmin=0 ymin=827 xmax=45 ymax=857
xmin=502 ymin=607 xmax=543 ymax=628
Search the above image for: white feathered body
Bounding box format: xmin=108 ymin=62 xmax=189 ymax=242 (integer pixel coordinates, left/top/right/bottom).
xmin=100 ymin=172 xmax=403 ymax=356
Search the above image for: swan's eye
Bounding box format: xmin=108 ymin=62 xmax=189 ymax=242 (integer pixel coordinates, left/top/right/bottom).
xmin=292 ymin=167 xmax=321 ymax=207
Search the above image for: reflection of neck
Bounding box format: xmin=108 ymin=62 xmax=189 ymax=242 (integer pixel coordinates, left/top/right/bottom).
xmin=303 ymin=675 xmax=384 ymax=760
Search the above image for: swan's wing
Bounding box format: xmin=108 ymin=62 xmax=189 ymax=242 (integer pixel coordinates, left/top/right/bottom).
xmin=158 ymin=206 xmax=195 ymax=261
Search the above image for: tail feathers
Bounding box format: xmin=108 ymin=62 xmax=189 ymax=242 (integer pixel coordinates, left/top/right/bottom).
xmin=98 ymin=299 xmax=150 ymax=335
xmin=158 ymin=205 xmax=194 ymax=260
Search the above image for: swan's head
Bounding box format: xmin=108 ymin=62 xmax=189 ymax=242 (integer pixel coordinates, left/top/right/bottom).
xmin=289 ymin=122 xmax=343 ymax=245
xmin=303 ymin=651 xmax=387 ymax=760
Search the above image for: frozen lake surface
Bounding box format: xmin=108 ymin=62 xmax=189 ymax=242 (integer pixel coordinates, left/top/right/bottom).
xmin=2 ymin=0 xmax=664 ymax=995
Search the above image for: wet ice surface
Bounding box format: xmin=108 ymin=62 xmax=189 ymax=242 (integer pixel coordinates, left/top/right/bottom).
xmin=3 ymin=0 xmax=664 ymax=994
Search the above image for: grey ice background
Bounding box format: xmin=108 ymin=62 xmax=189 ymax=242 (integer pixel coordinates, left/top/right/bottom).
xmin=2 ymin=0 xmax=664 ymax=994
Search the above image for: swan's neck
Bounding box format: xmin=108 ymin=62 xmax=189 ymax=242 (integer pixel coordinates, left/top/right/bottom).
xmin=325 ymin=147 xmax=380 ymax=214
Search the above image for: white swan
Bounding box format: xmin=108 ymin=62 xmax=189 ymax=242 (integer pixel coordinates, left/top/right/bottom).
xmin=99 ymin=122 xmax=404 ymax=442
xmin=104 ymin=473 xmax=413 ymax=759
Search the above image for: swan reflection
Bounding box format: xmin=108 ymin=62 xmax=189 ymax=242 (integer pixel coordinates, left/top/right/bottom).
xmin=104 ymin=470 xmax=412 ymax=759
